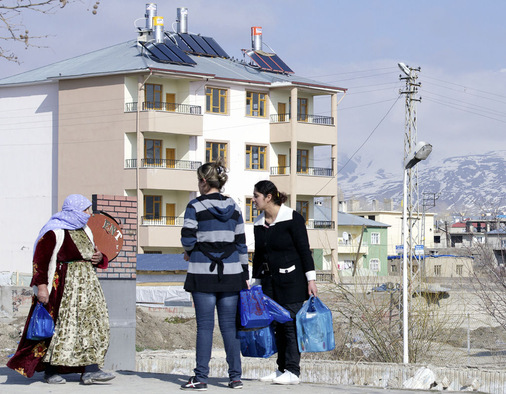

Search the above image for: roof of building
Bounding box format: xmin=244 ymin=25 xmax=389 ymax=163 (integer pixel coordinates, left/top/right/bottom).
xmin=338 ymin=211 xmax=389 ymax=228
xmin=0 ymin=39 xmax=346 ymax=92
xmin=137 ymin=253 xmax=188 ymax=271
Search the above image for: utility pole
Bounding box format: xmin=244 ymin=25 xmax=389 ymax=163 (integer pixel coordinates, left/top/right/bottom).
xmin=398 ymin=63 xmax=421 ymax=277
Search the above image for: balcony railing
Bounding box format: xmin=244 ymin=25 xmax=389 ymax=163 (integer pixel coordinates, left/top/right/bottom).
xmin=125 ymin=101 xmax=202 ymax=115
xmin=338 ymin=239 xmax=369 ymax=248
xmin=125 ymin=159 xmax=202 ymax=169
xmin=141 ymin=216 xmax=184 ymax=226
xmin=270 ymin=113 xmax=334 ymax=125
xmin=270 ymin=166 xmax=333 ymax=176
xmin=306 ymin=220 xmax=335 ymax=229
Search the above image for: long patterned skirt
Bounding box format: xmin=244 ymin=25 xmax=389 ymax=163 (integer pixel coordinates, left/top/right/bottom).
xmin=7 ymin=261 xmax=110 ymax=377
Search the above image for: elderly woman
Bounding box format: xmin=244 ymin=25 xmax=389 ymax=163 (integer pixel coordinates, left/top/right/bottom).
xmin=7 ymin=194 xmax=115 ymax=385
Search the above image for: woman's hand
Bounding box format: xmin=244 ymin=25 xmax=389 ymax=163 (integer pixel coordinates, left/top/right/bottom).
xmin=91 ymin=247 xmax=103 ymax=265
xmin=308 ymin=280 xmax=318 ymax=297
xmin=37 ymin=284 xmax=49 ymax=304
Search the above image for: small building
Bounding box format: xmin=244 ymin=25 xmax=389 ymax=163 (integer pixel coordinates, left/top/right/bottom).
xmin=337 ymin=212 xmax=390 ymax=276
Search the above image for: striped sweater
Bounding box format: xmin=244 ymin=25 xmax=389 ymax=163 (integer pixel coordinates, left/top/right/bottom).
xmin=181 ymin=192 xmax=248 ymax=293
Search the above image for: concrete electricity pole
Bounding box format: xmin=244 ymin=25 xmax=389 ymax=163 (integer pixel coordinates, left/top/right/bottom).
xmin=398 ymin=63 xmax=421 ymax=274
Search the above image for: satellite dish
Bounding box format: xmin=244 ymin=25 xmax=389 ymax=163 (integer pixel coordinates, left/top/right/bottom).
xmin=398 ymin=62 xmax=410 ymax=76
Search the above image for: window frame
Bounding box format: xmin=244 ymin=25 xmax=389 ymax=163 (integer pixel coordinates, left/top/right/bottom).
xmin=434 ymin=264 xmax=442 ymax=276
xmin=296 ymin=200 xmax=309 ymax=223
xmin=245 ymin=197 xmax=259 ymax=223
xmin=144 ymin=195 xmax=162 ymax=219
xmin=206 ymin=141 xmax=228 ymax=163
xmin=205 ymin=87 xmax=228 ymax=114
xmin=245 ymin=144 xmax=267 ymax=170
xmin=145 ymin=83 xmax=163 ymax=110
xmin=369 ymin=258 xmax=380 ymax=272
xmin=370 ymin=232 xmax=380 ymax=245
xmin=144 ymin=139 xmax=162 ymax=166
xmin=246 ymin=91 xmax=267 ymax=117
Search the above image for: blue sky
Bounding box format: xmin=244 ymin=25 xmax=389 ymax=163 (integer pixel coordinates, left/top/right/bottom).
xmin=2 ymin=0 xmax=506 ymax=175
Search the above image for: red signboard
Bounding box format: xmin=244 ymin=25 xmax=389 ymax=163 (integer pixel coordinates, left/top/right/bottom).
xmin=87 ymin=212 xmax=124 ymax=261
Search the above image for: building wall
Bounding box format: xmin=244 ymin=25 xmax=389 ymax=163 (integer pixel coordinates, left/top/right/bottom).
xmin=0 ymin=82 xmax=59 ymax=275
xmin=363 ymin=227 xmax=389 ymax=276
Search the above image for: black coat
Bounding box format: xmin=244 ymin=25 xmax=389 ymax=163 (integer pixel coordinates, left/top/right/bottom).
xmin=253 ymin=205 xmax=315 ymax=304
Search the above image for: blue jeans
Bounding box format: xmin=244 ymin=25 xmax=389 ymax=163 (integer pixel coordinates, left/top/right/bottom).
xmin=192 ymin=292 xmax=241 ymax=383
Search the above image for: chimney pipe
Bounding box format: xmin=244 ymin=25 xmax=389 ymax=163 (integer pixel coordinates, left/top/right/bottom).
xmin=145 ymin=3 xmax=157 ymax=30
xmin=177 ymin=8 xmax=188 ymax=34
xmin=153 ymin=16 xmax=164 ymax=43
xmin=251 ymin=26 xmax=262 ymax=51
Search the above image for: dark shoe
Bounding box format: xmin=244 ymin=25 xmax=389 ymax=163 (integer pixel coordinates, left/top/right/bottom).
xmin=180 ymin=376 xmax=208 ymax=391
xmin=228 ymin=380 xmax=243 ymax=389
xmin=80 ymin=370 xmax=116 ymax=385
xmin=44 ymin=374 xmax=66 ymax=384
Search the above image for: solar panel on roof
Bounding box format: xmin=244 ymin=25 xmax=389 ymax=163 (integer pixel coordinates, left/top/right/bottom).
xmin=179 ymin=33 xmax=206 ymax=54
xmin=190 ymin=34 xmax=218 ymax=56
xmin=168 ymin=33 xmax=192 ymax=52
xmin=202 ymin=36 xmax=229 ymax=58
xmin=141 ymin=42 xmax=196 ymax=66
xmin=157 ymin=42 xmax=196 ymax=64
xmin=243 ymin=49 xmax=293 ymax=74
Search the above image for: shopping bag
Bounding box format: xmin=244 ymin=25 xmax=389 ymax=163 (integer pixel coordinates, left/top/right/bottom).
xmin=296 ymin=296 xmax=335 ymax=352
xmin=263 ymin=294 xmax=292 ymax=323
xmin=238 ymin=325 xmax=277 ymax=358
xmin=239 ymin=286 xmax=273 ymax=328
xmin=27 ymin=302 xmax=54 ymax=341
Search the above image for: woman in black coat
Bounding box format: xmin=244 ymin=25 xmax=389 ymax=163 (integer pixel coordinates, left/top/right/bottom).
xmin=251 ymin=180 xmax=318 ymax=385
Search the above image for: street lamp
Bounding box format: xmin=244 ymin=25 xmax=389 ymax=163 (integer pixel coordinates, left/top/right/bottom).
xmin=402 ymin=141 xmax=432 ymax=364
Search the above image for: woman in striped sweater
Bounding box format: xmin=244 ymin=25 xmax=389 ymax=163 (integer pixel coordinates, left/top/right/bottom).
xmin=180 ymin=159 xmax=248 ymax=391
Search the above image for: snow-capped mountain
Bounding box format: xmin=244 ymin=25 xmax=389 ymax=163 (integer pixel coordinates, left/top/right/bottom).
xmin=338 ymin=150 xmax=506 ymax=215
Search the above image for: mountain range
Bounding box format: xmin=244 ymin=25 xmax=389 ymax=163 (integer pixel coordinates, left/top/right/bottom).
xmin=337 ymin=150 xmax=506 ymax=216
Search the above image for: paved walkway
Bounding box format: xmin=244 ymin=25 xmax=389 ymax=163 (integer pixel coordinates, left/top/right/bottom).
xmin=0 ymin=366 xmax=435 ymax=393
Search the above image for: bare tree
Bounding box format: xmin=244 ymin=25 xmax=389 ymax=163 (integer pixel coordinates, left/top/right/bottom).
xmin=0 ymin=0 xmax=100 ymax=63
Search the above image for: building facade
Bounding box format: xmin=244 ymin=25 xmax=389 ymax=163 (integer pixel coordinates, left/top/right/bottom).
xmin=0 ymin=4 xmax=345 ymax=278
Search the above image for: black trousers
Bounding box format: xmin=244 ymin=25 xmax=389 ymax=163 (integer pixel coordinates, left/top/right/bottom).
xmin=273 ymin=301 xmax=304 ymax=377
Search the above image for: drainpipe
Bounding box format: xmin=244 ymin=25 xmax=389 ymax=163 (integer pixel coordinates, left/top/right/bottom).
xmin=136 ymin=70 xmax=153 ymax=253
xmin=289 ymin=87 xmax=297 ymax=210
xmin=331 ymin=92 xmax=339 ymax=282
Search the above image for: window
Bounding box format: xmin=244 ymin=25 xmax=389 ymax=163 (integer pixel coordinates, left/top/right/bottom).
xmin=391 ymin=264 xmax=398 ymax=273
xmin=206 ymin=142 xmax=227 ymax=163
xmin=434 ymin=265 xmax=442 ymax=276
xmin=145 ymin=83 xmax=162 ymax=109
xmin=246 ymin=145 xmax=266 ymax=170
xmin=456 ymin=265 xmax=463 ymax=275
xmin=206 ymin=87 xmax=228 ymax=114
xmin=297 ymin=149 xmax=308 ymax=173
xmin=145 ymin=139 xmax=162 ymax=166
xmin=434 ymin=235 xmax=441 ymax=243
xmin=296 ymin=201 xmax=309 ymax=223
xmin=298 ymin=98 xmax=308 ymax=121
xmin=246 ymin=91 xmax=266 ymax=117
xmin=371 ymin=232 xmax=380 ymax=245
xmin=369 ymin=259 xmax=380 ymax=272
xmin=144 ymin=195 xmax=161 ymax=219
xmin=245 ymin=198 xmax=259 ymax=223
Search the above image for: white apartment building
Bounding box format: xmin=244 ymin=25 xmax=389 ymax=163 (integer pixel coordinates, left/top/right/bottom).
xmin=0 ymin=4 xmax=345 ymax=279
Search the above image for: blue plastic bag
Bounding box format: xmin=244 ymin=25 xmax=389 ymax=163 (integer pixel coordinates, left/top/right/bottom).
xmin=239 ymin=286 xmax=273 ymax=328
xmin=27 ymin=302 xmax=54 ymax=341
xmin=238 ymin=325 xmax=277 ymax=358
xmin=263 ymin=294 xmax=292 ymax=324
xmin=296 ymin=296 xmax=335 ymax=352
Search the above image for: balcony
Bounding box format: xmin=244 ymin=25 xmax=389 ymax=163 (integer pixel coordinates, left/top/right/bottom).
xmin=338 ymin=239 xmax=369 ymax=255
xmin=124 ymin=101 xmax=203 ymax=136
xmin=270 ymin=166 xmax=336 ymax=196
xmin=270 ymin=113 xmax=336 ymax=145
xmin=125 ymin=159 xmax=202 ymax=170
xmin=306 ymin=220 xmax=335 ymax=229
xmin=139 ymin=217 xmax=184 ymax=248
xmin=307 ymin=221 xmax=338 ymax=249
xmin=124 ymin=159 xmax=200 ymax=191
xmin=270 ymin=166 xmax=333 ymax=176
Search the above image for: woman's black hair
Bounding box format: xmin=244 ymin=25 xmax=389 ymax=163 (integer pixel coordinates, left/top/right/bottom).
xmin=254 ymin=180 xmax=287 ymax=206
xmin=197 ymin=158 xmax=228 ymax=191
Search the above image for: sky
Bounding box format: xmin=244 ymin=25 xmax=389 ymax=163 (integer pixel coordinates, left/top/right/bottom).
xmin=2 ymin=0 xmax=506 ymax=178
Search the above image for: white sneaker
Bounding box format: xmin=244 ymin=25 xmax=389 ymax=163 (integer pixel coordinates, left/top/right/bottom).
xmin=259 ymin=370 xmax=283 ymax=382
xmin=272 ymin=371 xmax=300 ymax=385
